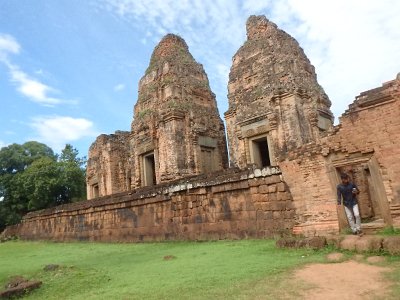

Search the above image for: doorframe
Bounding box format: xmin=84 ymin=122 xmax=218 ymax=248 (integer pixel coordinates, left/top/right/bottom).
xmin=328 ymin=154 xmax=392 ymax=228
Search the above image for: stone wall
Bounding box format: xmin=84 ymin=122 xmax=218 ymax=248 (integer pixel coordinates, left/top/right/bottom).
xmin=13 ymin=168 xmax=295 ymax=242
xmin=279 ymin=75 xmax=400 ymax=235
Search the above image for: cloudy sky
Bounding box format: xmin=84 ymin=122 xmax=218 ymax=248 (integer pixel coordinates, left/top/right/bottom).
xmin=0 ymin=0 xmax=399 ymax=156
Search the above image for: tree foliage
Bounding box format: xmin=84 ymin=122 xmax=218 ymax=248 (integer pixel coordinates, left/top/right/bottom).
xmin=0 ymin=142 xmax=86 ymax=231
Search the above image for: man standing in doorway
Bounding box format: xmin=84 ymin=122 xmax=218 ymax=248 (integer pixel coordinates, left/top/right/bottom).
xmin=337 ymin=173 xmax=363 ymax=235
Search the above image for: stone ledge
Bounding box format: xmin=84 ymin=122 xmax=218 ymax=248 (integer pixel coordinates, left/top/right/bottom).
xmin=277 ymin=235 xmax=400 ymax=255
xmin=23 ymin=167 xmax=282 ymax=220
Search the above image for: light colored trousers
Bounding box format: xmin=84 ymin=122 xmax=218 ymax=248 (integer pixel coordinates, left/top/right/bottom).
xmin=344 ymin=204 xmax=361 ymax=233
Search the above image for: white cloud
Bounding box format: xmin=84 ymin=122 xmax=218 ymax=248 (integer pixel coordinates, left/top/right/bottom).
xmin=282 ymin=0 xmax=400 ymax=120
xmin=97 ymin=0 xmax=253 ymax=113
xmin=30 ymin=116 xmax=98 ymax=152
xmin=114 ymin=83 xmax=125 ymax=91
xmin=7 ymin=63 xmax=64 ymax=106
xmin=0 ymin=34 xmax=20 ymax=59
xmin=0 ymin=33 xmax=75 ymax=106
xmin=99 ymin=0 xmax=400 ymax=121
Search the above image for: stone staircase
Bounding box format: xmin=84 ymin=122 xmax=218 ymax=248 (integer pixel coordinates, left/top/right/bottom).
xmin=361 ymin=218 xmax=385 ymax=234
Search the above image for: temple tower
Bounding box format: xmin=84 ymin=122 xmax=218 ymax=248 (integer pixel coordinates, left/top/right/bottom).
xmin=86 ymin=131 xmax=132 ymax=199
xmin=131 ymin=34 xmax=228 ymax=187
xmin=225 ymin=15 xmax=333 ymax=169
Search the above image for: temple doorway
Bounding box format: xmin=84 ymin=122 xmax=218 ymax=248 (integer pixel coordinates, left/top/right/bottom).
xmin=250 ymin=135 xmax=271 ymax=168
xmin=143 ymin=152 xmax=156 ymax=186
xmin=333 ymin=156 xmax=392 ymax=231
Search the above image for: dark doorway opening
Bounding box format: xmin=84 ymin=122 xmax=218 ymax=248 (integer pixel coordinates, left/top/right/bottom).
xmin=252 ymin=137 xmax=271 ymax=168
xmin=200 ymin=146 xmax=214 ymax=173
xmin=143 ymin=152 xmax=156 ymax=186
xmin=93 ymin=184 xmax=99 ymax=198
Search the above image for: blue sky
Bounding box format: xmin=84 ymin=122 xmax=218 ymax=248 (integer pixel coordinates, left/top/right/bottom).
xmin=1 ymin=0 xmax=399 ymax=157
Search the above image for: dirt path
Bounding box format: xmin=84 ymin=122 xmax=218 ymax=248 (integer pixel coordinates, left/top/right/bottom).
xmin=294 ymin=260 xmax=391 ymax=300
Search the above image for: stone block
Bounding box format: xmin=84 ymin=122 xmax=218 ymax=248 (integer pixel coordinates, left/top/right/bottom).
xmin=272 ymin=211 xmax=281 ymax=219
xmin=382 ymin=236 xmax=400 ymax=255
xmin=0 ymin=277 xmax=42 ymax=298
xmin=277 ymin=202 xmax=287 ymax=211
xmin=277 ymin=182 xmax=286 ymax=192
xmin=264 ymin=176 xmax=281 ymax=185
xmin=355 ymin=236 xmax=383 ymax=252
xmin=264 ymin=211 xmax=273 ymax=219
xmin=276 ymin=238 xmax=297 ymax=248
xmin=340 ymin=235 xmax=359 ymax=251
xmin=277 ymin=192 xmax=285 ymax=201
xmin=258 ymin=184 xmax=269 ymax=194
xmin=268 ymin=184 xmax=277 ymax=193
xmin=270 ymin=202 xmax=280 ymax=211
xmin=297 ymin=237 xmax=327 ymax=249
xmin=248 ymin=178 xmax=263 ymax=187
xmin=249 ymin=186 xmax=259 ymax=194
xmin=252 ymin=193 xmax=268 ymax=203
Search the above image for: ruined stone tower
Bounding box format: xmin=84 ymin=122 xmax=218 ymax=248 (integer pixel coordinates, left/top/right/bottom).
xmin=86 ymin=34 xmax=228 ymax=198
xmin=86 ymin=131 xmax=132 ymax=199
xmin=225 ymin=15 xmax=334 ymax=169
xmin=131 ymin=34 xmax=228 ymax=187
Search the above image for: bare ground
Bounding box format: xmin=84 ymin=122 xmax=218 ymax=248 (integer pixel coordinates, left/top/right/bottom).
xmin=293 ymin=260 xmax=392 ymax=300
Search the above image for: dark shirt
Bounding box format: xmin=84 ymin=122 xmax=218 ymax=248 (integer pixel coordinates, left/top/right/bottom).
xmin=337 ymin=183 xmax=358 ymax=207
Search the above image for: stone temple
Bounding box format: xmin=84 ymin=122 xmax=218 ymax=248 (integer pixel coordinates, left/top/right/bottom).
xmin=3 ymin=15 xmax=400 ymax=241
xmin=86 ymin=34 xmax=228 ymax=197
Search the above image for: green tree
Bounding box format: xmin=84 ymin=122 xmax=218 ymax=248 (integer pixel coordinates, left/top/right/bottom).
xmin=0 ymin=141 xmax=55 ymax=175
xmin=0 ymin=142 xmax=55 ymax=229
xmin=18 ymin=156 xmax=60 ymax=210
xmin=0 ymin=142 xmax=86 ymax=231
xmin=57 ymin=144 xmax=87 ymax=204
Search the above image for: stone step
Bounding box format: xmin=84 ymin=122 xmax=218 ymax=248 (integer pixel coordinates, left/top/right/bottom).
xmin=361 ymin=219 xmax=385 ymax=234
xmin=390 ymin=205 xmax=400 ymax=213
xmin=338 ymin=235 xmax=400 ymax=254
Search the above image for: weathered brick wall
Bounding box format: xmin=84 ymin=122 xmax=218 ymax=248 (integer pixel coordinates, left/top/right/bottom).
xmin=280 ymin=148 xmax=339 ymax=236
xmin=327 ymin=78 xmax=400 ymax=205
xmin=279 ymin=76 xmax=400 ymax=235
xmin=12 ymin=168 xmax=295 ymax=242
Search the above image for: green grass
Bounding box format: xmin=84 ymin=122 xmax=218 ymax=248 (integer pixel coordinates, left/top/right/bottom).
xmin=377 ymin=226 xmax=400 ymax=236
xmin=0 ymin=240 xmax=329 ymax=299
xmin=0 ymin=239 xmax=398 ymax=299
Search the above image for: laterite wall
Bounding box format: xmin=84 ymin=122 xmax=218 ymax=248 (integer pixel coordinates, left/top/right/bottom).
xmin=9 ymin=167 xmax=295 ymax=242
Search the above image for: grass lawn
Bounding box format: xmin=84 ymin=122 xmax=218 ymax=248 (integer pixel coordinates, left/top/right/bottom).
xmin=0 ymin=239 xmax=398 ymax=299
